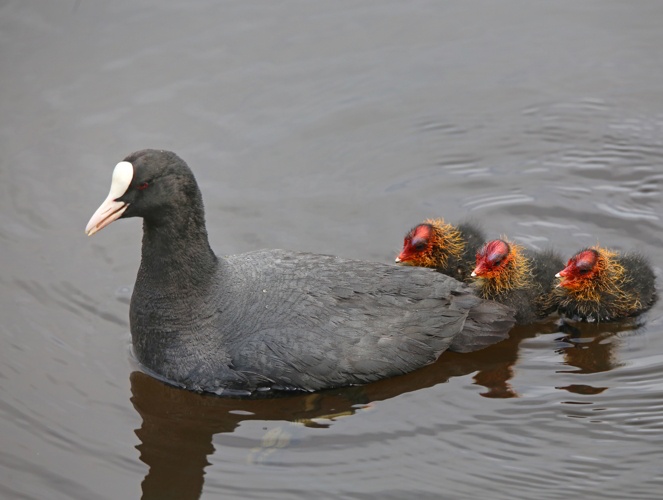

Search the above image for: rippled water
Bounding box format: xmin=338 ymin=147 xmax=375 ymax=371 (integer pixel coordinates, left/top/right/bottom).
xmin=2 ymin=1 xmax=663 ymax=499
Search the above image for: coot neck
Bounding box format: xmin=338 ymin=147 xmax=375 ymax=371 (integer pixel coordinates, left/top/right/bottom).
xmin=137 ymin=204 xmax=218 ymax=291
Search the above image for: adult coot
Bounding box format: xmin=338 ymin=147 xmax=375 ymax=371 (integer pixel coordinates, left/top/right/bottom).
xmin=395 ymin=219 xmax=485 ymax=283
xmin=86 ymin=150 xmax=515 ymax=395
xmin=471 ymin=239 xmax=563 ymax=324
xmin=553 ymin=246 xmax=656 ymax=322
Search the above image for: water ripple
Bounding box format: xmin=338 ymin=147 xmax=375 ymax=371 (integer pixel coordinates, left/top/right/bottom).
xmin=594 ymin=202 xmax=659 ymax=221
xmin=463 ymin=193 xmax=535 ymax=211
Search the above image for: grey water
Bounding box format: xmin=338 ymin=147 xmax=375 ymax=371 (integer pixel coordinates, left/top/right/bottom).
xmin=2 ymin=1 xmax=663 ymax=499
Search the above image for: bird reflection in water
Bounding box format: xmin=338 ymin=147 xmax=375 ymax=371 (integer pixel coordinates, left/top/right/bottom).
xmin=468 ymin=322 xmax=560 ymax=398
xmin=128 ymin=332 xmax=531 ymax=500
xmin=130 ymin=315 xmax=643 ymax=499
xmin=553 ymin=318 xmax=644 ymax=395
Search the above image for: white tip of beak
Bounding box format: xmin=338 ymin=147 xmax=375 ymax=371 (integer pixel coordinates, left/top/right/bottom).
xmin=395 ymin=257 xmax=401 ymax=263
xmin=85 ymin=161 xmax=133 ymax=236
xmin=555 ymin=272 xmax=561 ymax=278
xmin=470 ymin=271 xmax=477 ymax=277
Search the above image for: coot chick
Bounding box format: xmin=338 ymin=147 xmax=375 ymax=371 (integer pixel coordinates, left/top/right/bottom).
xmin=395 ymin=219 xmax=485 ymax=283
xmin=553 ymin=247 xmax=656 ymax=322
xmin=471 ymin=239 xmax=563 ymax=324
xmin=85 ymin=150 xmax=516 ymax=395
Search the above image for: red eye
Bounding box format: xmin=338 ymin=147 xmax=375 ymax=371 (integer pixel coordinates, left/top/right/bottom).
xmin=137 ymin=182 xmax=149 ymax=191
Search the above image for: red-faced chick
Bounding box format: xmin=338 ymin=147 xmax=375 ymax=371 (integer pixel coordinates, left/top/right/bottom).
xmin=395 ymin=219 xmax=485 ymax=283
xmin=471 ymin=239 xmax=563 ymax=324
xmin=553 ymin=246 xmax=656 ymax=322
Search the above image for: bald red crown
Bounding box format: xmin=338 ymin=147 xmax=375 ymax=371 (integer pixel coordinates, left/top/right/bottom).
xmin=397 ymin=224 xmax=434 ymax=263
xmin=473 ymin=239 xmax=510 ymax=277
xmin=557 ymin=249 xmax=600 ymax=286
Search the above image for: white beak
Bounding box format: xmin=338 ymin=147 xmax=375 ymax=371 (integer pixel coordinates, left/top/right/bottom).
xmin=85 ymin=161 xmax=133 ymax=236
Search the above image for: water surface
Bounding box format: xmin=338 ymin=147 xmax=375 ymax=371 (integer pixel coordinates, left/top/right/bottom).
xmin=2 ymin=1 xmax=663 ymax=499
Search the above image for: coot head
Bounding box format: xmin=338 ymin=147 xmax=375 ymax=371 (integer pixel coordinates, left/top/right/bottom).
xmin=555 ymin=248 xmax=601 ymax=289
xmin=85 ymin=150 xmax=199 ymax=235
xmin=471 ymin=239 xmax=512 ymax=278
xmin=396 ymin=223 xmax=435 ymax=264
xmin=395 ymin=218 xmax=465 ymax=269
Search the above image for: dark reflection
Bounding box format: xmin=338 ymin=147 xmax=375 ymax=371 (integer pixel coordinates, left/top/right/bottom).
xmin=130 ymin=326 xmax=538 ymax=500
xmin=130 ymin=316 xmax=640 ymax=499
xmin=132 ymin=370 xmax=380 ymax=499
xmin=557 ymin=384 xmax=607 ymax=395
xmin=554 ymin=319 xmax=643 ymax=395
xmin=556 ymin=320 xmax=641 ymax=373
xmin=469 ymin=322 xmax=559 ymax=398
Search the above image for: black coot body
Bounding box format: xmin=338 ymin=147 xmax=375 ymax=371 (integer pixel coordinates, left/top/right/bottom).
xmin=455 ymin=223 xmax=486 ymax=281
xmin=501 ymin=249 xmax=564 ymax=324
xmin=86 ymin=150 xmax=516 ymax=395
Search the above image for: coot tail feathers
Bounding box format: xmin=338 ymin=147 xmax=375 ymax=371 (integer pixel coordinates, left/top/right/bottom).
xmin=448 ymin=291 xmax=516 ymax=353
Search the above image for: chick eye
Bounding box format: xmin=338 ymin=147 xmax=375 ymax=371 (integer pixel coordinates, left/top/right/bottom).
xmin=492 ymin=258 xmax=503 ymax=267
xmin=137 ymin=182 xmax=149 ymax=191
xmin=413 ymin=241 xmax=427 ymax=251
